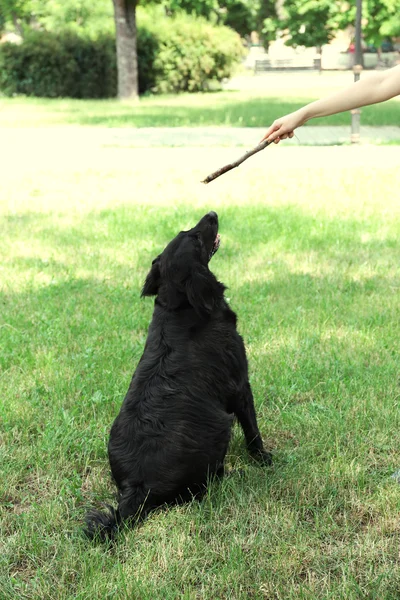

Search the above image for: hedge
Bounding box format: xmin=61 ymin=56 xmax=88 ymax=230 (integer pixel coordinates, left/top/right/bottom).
xmin=140 ymin=12 xmax=244 ymax=94
xmin=0 ymin=14 xmax=244 ymax=98
xmin=0 ymin=32 xmax=117 ymax=98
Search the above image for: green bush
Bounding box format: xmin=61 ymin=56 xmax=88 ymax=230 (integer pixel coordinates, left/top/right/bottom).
xmin=140 ymin=11 xmax=244 ymax=94
xmin=0 ymin=13 xmax=243 ymax=98
xmin=0 ymin=31 xmax=117 ymax=98
xmin=136 ymin=23 xmax=159 ymax=95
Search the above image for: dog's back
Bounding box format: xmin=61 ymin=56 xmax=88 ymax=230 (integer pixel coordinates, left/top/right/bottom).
xmin=109 ymin=304 xmax=238 ymax=498
xmin=85 ymin=213 xmax=270 ymax=541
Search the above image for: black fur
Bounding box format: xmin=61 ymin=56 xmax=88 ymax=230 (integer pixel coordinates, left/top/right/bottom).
xmin=85 ymin=211 xmax=271 ymax=541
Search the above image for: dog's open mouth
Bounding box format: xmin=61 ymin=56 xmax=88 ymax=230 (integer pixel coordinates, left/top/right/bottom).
xmin=209 ymin=233 xmax=221 ymax=259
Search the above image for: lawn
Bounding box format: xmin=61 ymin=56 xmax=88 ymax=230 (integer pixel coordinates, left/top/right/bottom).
xmin=1 ymin=138 xmax=400 ymax=599
xmin=1 ymin=71 xmax=399 ymax=128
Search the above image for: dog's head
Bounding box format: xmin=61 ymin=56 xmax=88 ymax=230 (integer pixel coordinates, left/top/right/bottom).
xmin=141 ymin=211 xmax=224 ymax=316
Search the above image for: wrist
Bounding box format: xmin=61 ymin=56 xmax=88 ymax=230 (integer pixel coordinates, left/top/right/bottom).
xmin=298 ymin=106 xmax=312 ymax=124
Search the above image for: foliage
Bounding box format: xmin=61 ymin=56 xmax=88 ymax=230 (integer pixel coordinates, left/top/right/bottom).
xmin=221 ymin=0 xmax=256 ymax=38
xmin=0 ymin=0 xmax=28 ymax=22
xmin=0 ymin=0 xmax=29 ymax=34
xmin=139 ymin=10 xmax=244 ymax=94
xmin=274 ymin=0 xmax=342 ymax=49
xmin=28 ymin=0 xmax=114 ymax=37
xmin=255 ymin=0 xmax=278 ymax=48
xmin=157 ymin=0 xmax=220 ymax=18
xmin=272 ymin=0 xmax=400 ymax=50
xmin=361 ymin=0 xmax=400 ymax=45
xmin=1 ymin=0 xmax=400 ymax=47
xmin=0 ymin=0 xmax=113 ymax=36
xmin=136 ymin=20 xmax=158 ymax=94
xmin=330 ymin=0 xmax=400 ymax=47
xmin=0 ymin=11 xmax=243 ymax=97
xmin=0 ymin=31 xmax=117 ymax=97
xmin=0 ymin=0 xmax=257 ymax=38
xmin=147 ymin=0 xmax=259 ymax=37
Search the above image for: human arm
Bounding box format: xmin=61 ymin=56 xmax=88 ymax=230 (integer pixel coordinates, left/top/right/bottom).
xmin=262 ymin=64 xmax=400 ymax=143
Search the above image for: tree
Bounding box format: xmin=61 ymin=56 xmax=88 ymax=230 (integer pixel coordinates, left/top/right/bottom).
xmin=112 ymin=0 xmax=139 ymax=99
xmin=159 ymin=0 xmax=259 ymax=37
xmin=256 ymin=0 xmax=279 ymax=48
xmin=0 ymin=0 xmax=30 ymax=35
xmin=29 ymin=0 xmax=113 ymax=37
xmin=272 ymin=0 xmax=400 ymax=52
xmin=0 ymin=0 xmax=137 ymax=99
xmin=275 ymin=0 xmax=340 ymax=50
xmin=162 ymin=0 xmax=219 ymax=18
xmin=360 ymin=0 xmax=400 ymax=46
xmin=0 ymin=0 xmax=114 ymax=37
xmin=221 ymin=0 xmax=256 ymax=38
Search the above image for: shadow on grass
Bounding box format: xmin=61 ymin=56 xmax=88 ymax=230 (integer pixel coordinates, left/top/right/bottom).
xmin=3 ymin=94 xmax=400 ymax=129
xmin=52 ymin=97 xmax=323 ymax=127
xmin=4 ymin=201 xmax=400 ymax=255
xmin=67 ymin=98 xmax=308 ymax=128
xmin=61 ymin=97 xmax=400 ymax=128
xmin=2 ymin=201 xmax=399 ymax=462
xmin=2 ymin=206 xmax=400 ymax=581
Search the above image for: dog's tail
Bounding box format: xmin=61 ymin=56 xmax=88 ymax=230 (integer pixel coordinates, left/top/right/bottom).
xmin=84 ymin=505 xmax=120 ymax=543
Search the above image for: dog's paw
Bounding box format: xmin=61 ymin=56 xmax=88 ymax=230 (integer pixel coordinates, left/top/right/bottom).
xmin=225 ymin=468 xmax=246 ymax=478
xmin=252 ymin=449 xmax=273 ymax=466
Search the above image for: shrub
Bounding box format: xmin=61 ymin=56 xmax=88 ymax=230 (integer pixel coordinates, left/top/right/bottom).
xmin=139 ymin=11 xmax=244 ymax=94
xmin=0 ymin=31 xmax=116 ymax=98
xmin=0 ymin=13 xmax=244 ymax=98
xmin=136 ymin=23 xmax=159 ymax=95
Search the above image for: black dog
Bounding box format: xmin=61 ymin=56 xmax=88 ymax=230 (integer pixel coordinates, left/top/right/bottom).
xmin=85 ymin=211 xmax=271 ymax=541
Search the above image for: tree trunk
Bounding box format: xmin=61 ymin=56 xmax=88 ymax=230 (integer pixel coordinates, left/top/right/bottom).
xmin=316 ymin=45 xmax=322 ymax=74
xmin=12 ymin=12 xmax=24 ymax=39
xmin=112 ymin=0 xmax=139 ymax=100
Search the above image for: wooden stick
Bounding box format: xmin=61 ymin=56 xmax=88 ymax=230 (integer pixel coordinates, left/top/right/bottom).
xmin=201 ymin=139 xmax=272 ymax=184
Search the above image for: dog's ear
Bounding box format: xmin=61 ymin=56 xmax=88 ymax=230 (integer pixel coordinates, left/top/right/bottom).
xmin=141 ymin=256 xmax=161 ymax=297
xmin=186 ymin=265 xmax=224 ymax=316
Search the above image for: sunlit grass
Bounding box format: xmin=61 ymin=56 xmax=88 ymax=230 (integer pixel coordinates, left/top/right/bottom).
xmin=1 ymin=140 xmax=400 ymax=599
xmin=1 ymin=71 xmax=400 ymax=128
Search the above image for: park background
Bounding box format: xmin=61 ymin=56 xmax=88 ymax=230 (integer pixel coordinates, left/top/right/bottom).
xmin=1 ymin=1 xmax=400 ymax=599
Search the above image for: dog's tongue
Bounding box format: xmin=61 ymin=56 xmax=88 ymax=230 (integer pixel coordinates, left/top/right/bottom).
xmin=209 ymin=233 xmax=221 ymax=260
xmin=213 ymin=234 xmax=221 ymax=252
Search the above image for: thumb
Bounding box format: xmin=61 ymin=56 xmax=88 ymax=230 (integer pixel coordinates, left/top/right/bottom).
xmin=260 ymin=122 xmax=281 ymax=144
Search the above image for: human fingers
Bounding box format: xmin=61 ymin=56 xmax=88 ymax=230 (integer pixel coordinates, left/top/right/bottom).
xmin=263 ymin=111 xmax=305 ymax=143
xmin=277 ymin=131 xmax=294 ymax=141
xmin=260 ymin=121 xmax=282 ymax=144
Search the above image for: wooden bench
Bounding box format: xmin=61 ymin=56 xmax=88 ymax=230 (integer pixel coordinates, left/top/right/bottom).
xmin=254 ymin=59 xmax=272 ymax=73
xmin=254 ymin=58 xmax=321 ymax=73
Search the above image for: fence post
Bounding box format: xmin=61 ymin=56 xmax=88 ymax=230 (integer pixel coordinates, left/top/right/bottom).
xmin=351 ymin=0 xmax=363 ymax=143
xmin=351 ymin=64 xmax=363 ymax=143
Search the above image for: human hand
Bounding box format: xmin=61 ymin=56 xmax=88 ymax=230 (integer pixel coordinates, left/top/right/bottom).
xmin=261 ymin=110 xmax=307 ymax=144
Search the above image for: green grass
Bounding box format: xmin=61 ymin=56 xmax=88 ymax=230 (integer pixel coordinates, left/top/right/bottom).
xmin=1 ymin=74 xmax=399 ymax=128
xmin=1 ymin=142 xmax=400 ymax=599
